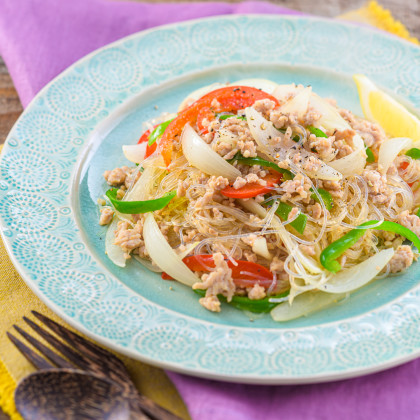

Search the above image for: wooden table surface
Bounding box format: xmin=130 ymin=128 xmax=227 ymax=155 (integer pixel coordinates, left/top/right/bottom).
xmin=0 ymin=0 xmax=418 ymax=419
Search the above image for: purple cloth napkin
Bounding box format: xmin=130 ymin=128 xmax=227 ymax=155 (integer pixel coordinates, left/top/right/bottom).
xmin=1 ymin=0 xmax=420 ymax=419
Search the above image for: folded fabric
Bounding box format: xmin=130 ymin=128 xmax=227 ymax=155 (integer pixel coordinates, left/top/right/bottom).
xmin=0 ymin=1 xmax=419 ymax=420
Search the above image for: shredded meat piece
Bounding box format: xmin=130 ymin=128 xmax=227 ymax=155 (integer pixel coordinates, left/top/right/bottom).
xmin=199 ymin=296 xmax=221 ymax=312
xmin=233 ymin=173 xmax=266 ymax=190
xmin=388 ymin=245 xmax=414 ymax=273
xmin=247 ymin=284 xmax=266 ymax=300
xmin=321 ymin=180 xmax=344 ymax=199
xmin=252 ymin=99 xmax=276 ymax=117
xmin=288 ymin=207 xmax=299 ymax=221
xmin=397 ymin=210 xmax=420 ymax=237
xmin=281 ymin=173 xmax=311 ymax=202
xmin=308 ymin=202 xmax=323 ymax=219
xmin=362 ymin=169 xmax=391 ymax=205
xmin=309 ymin=134 xmax=336 ymax=161
xmin=269 ymin=257 xmax=288 ymax=281
xmin=193 ymin=253 xmax=236 ymax=309
xmin=99 ymin=207 xmax=114 ymax=226
xmin=114 ymin=221 xmax=143 ymax=254
xmin=269 ymin=109 xmax=298 ymax=129
xmin=303 ymin=106 xmax=322 ymax=126
xmin=104 ymin=167 xmax=127 ymax=186
xmin=244 ymin=250 xmax=258 ymax=263
xmin=194 ymin=176 xmax=229 ymax=208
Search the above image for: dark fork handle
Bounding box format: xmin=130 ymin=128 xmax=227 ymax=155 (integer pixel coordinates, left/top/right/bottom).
xmin=128 ymin=394 xmax=183 ymax=420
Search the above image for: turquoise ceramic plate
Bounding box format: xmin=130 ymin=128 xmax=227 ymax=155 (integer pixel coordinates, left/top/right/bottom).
xmin=1 ymin=15 xmax=420 ymax=384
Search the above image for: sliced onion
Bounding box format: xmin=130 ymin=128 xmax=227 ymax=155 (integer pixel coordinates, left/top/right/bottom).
xmin=105 ymin=217 xmax=126 ymax=268
xmin=270 ymin=291 xmax=346 ymax=321
xmin=329 ymin=134 xmax=366 ymax=177
xmin=181 ymin=123 xmax=241 ymax=181
xmin=178 ymin=83 xmax=226 ymax=112
xmin=133 ymin=255 xmax=162 ymax=273
xmin=279 ymin=86 xmax=312 ymax=118
xmin=177 ymin=241 xmax=200 ymax=259
xmin=272 ymin=84 xmax=303 ymax=102
xmin=143 ymin=213 xmax=199 ymax=287
xmin=252 ymin=237 xmax=272 ymax=260
xmin=321 ymin=248 xmax=394 ymax=294
xmin=124 ymin=165 xmax=155 ymax=202
xmin=122 ymin=143 xmax=147 ymax=164
xmin=232 ymin=78 xmax=278 ymax=94
xmin=378 ymin=137 xmax=412 ymax=175
xmin=296 ymin=149 xmax=343 ymax=181
xmin=310 ymin=93 xmax=350 ymax=131
xmin=245 ymin=107 xmax=280 ymax=155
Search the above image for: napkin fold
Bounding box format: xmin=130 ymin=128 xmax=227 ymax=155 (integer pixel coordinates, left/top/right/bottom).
xmin=0 ymin=1 xmax=419 ymax=419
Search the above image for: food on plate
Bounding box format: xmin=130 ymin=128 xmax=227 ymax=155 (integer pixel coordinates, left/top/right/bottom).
xmin=98 ymin=77 xmax=420 ymax=321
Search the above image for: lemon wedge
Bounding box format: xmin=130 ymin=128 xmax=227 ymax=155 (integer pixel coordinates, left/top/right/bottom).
xmin=353 ymin=74 xmax=420 ymax=142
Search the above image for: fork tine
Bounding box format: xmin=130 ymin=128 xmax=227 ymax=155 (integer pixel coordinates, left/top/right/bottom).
xmin=13 ymin=325 xmax=74 ymax=369
xmin=7 ymin=331 xmax=54 ymax=370
xmin=31 ymin=311 xmax=128 ymax=372
xmin=23 ymin=316 xmax=89 ymax=370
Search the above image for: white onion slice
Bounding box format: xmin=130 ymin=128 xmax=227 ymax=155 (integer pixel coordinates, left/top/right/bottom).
xmin=378 ymin=137 xmax=412 ymax=175
xmin=279 ymin=86 xmax=312 ymax=118
xmin=122 ymin=143 xmax=148 ymax=164
xmin=232 ymin=78 xmax=278 ymax=94
xmin=133 ymin=255 xmax=162 ymax=273
xmin=124 ymin=165 xmax=155 ymax=202
xmin=310 ymin=93 xmax=350 ymax=131
xmin=296 ymin=149 xmax=343 ymax=181
xmin=329 ymin=134 xmax=366 ymax=177
xmin=252 ymin=237 xmax=272 ymax=260
xmin=272 ymin=84 xmax=303 ymax=102
xmin=143 ymin=214 xmax=199 ymax=287
xmin=105 ymin=217 xmax=126 ymax=268
xmin=178 ymin=83 xmax=226 ymax=112
xmin=270 ymin=291 xmax=346 ymax=321
xmin=245 ymin=107 xmax=280 ymax=155
xmin=321 ymin=248 xmax=394 ymax=294
xmin=181 ymin=124 xmax=241 ymax=181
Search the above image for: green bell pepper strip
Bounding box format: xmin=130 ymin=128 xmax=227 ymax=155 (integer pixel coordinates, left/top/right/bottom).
xmin=406 ymin=148 xmax=420 ymax=160
xmin=148 ymin=118 xmax=175 ymax=146
xmin=417 ymin=208 xmax=420 ymax=218
xmin=218 ymin=114 xmax=247 ymax=121
xmin=365 ymin=146 xmax=375 ymax=163
xmin=320 ymin=220 xmax=420 ymax=273
xmin=227 ymin=152 xmax=294 ymax=180
xmin=193 ymin=289 xmax=290 ymax=313
xmin=106 ymin=189 xmax=176 ymax=214
xmin=310 ymin=188 xmax=333 ymax=211
xmin=264 ymin=199 xmax=307 ymax=234
xmin=308 ymin=126 xmax=328 ymax=138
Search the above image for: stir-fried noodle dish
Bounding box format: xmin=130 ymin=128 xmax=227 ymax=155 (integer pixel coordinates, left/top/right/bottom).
xmin=98 ymin=78 xmax=420 ymax=321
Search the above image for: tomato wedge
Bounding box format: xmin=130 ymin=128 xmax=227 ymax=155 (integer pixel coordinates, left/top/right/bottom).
xmin=162 ymin=255 xmax=276 ymax=289
xmin=220 ymin=170 xmax=282 ymax=199
xmin=159 ymin=86 xmax=280 ymax=166
xmin=137 ymin=127 xmax=157 ymax=158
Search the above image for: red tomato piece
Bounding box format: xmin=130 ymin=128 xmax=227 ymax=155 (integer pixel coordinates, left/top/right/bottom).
xmin=137 ymin=126 xmax=158 ymax=158
xmin=162 ymin=255 xmax=276 ymax=289
xmin=220 ymin=170 xmax=282 ymax=199
xmin=159 ymin=86 xmax=280 ymax=166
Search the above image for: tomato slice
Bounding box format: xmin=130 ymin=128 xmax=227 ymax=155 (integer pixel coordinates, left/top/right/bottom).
xmin=162 ymin=255 xmax=276 ymax=289
xmin=220 ymin=170 xmax=282 ymax=199
xmin=137 ymin=126 xmax=158 ymax=158
xmin=159 ymin=86 xmax=280 ymax=166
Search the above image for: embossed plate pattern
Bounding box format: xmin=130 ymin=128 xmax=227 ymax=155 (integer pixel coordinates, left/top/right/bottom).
xmin=1 ymin=15 xmax=420 ymax=384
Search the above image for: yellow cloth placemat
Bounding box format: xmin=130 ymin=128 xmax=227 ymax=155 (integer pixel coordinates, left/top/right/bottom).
xmin=0 ymin=2 xmax=418 ymax=418
xmin=0 ymin=149 xmax=191 ymax=419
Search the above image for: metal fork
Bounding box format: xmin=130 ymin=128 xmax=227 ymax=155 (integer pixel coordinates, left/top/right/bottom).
xmin=7 ymin=311 xmax=182 ymax=420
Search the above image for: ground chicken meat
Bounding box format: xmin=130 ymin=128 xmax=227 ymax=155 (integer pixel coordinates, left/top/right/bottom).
xmin=299 ymin=244 xmax=316 ymax=257
xmin=103 ymin=167 xmax=127 ymax=186
xmin=247 ymin=284 xmax=266 ymax=300
xmin=321 ymin=180 xmax=344 ymax=199
xmin=281 ymin=173 xmax=311 ymax=202
xmin=269 ymin=257 xmax=289 ymax=281
xmin=308 ymin=202 xmax=323 ymax=220
xmin=99 ymin=207 xmax=114 ymax=226
xmin=397 ymin=210 xmax=420 ymax=237
xmin=252 ymin=98 xmax=276 ymax=118
xmin=114 ymin=221 xmax=143 ymax=253
xmin=309 ymin=134 xmax=336 ymax=161
xmin=269 ymin=109 xmax=298 ymax=129
xmin=199 ymin=296 xmax=221 ymax=312
xmin=362 ymin=169 xmax=391 ymax=205
xmin=193 ymin=253 xmax=236 ymax=311
xmin=388 ymin=245 xmax=414 ymax=273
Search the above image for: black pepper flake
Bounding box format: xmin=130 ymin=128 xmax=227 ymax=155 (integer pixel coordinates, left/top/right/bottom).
xmin=233 ymin=88 xmax=241 ymax=92
xmin=242 ymin=90 xmax=246 ymax=94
